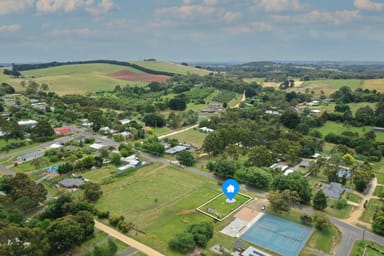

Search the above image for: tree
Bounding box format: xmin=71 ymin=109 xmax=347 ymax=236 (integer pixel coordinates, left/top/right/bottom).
xmin=202 ymin=132 xmax=226 ymax=156
xmin=167 ymin=112 xmax=182 ymax=129
xmin=89 ymin=111 xmax=108 ymax=132
xmin=31 ymin=121 xmax=55 ymax=142
xmin=176 ymin=151 xmax=196 ymax=166
xmin=187 ymin=222 xmax=214 ymax=248
xmin=111 ymin=153 xmax=121 ymax=166
xmin=142 ymin=113 xmax=166 ymax=127
xmin=82 ymin=183 xmax=103 ymax=202
xmin=169 ymin=97 xmax=187 ymax=111
xmin=313 ymin=190 xmax=327 ymax=211
xmin=246 ymin=145 xmax=274 ymax=167
xmin=168 ymin=233 xmax=196 ymax=253
xmin=271 ymin=172 xmax=312 ymax=204
xmin=313 ymin=213 xmax=331 ymax=231
xmin=353 ymin=169 xmax=373 ymax=192
xmin=206 ymin=158 xmax=237 ymax=179
xmin=373 ymin=214 xmax=384 ymax=235
xmin=0 ymin=225 xmax=50 ymax=256
xmin=235 ymin=167 xmax=272 ymax=189
xmin=47 ymin=215 xmax=84 ymax=252
xmin=74 ymin=211 xmax=95 ymax=238
xmin=267 ymin=190 xmax=300 ymax=213
xmin=142 ymin=138 xmax=165 ymax=156
xmin=355 ymin=106 xmax=375 ymax=125
xmin=280 ymin=110 xmax=300 ymax=129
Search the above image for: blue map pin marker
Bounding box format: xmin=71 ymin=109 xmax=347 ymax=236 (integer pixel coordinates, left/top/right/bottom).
xmin=222 ymin=179 xmax=240 ymax=203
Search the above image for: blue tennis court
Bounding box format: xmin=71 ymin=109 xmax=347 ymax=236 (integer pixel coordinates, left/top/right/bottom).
xmin=242 ymin=214 xmax=312 ymax=256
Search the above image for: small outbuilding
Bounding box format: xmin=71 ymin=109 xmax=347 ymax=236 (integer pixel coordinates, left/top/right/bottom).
xmin=58 ymin=178 xmax=85 ymax=188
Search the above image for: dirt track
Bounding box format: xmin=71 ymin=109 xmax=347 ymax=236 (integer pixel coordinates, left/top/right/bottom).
xmin=94 ymin=220 xmax=165 ymax=256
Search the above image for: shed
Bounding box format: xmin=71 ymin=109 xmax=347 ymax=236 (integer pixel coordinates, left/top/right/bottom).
xmin=233 ymin=240 xmax=246 ymax=250
xmin=165 ymin=145 xmax=188 ymax=155
xmin=337 ymin=169 xmax=352 ymax=179
xmin=299 ymin=159 xmax=312 ymax=169
xmin=59 ymin=178 xmax=84 ymax=188
xmin=54 ymin=127 xmax=72 ymax=135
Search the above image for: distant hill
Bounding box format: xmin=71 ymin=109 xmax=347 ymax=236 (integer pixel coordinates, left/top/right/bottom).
xmin=0 ymin=63 xmax=171 ymax=95
xmin=131 ymin=60 xmax=211 ymax=76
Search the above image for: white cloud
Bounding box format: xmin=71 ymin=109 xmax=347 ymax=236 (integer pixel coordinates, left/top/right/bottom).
xmin=254 ymin=0 xmax=303 ymax=12
xmin=224 ymin=22 xmax=274 ymax=34
xmin=0 ymin=24 xmax=22 ymax=32
xmin=47 ymin=28 xmax=98 ymax=36
xmin=155 ymin=4 xmax=241 ymax=25
xmin=0 ymin=0 xmax=34 ymax=15
xmin=86 ymin=0 xmax=117 ymax=17
xmin=273 ymin=10 xmax=360 ymax=24
xmin=354 ymin=0 xmax=384 ymax=11
xmin=35 ymin=0 xmax=116 ymax=16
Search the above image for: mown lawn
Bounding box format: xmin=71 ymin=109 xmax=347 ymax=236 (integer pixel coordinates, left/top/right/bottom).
xmin=345 ymin=193 xmax=362 ymax=203
xmin=169 ymin=128 xmax=207 ymax=148
xmin=199 ymin=193 xmax=250 ymax=219
xmin=376 ymin=173 xmax=384 ymax=184
xmin=360 ymin=199 xmax=384 ymax=223
xmin=350 ymin=240 xmax=384 ymax=256
xmin=325 ymin=201 xmax=353 ymax=219
xmin=304 ymin=225 xmax=339 ymax=255
xmin=95 ymin=163 xmax=221 ymax=255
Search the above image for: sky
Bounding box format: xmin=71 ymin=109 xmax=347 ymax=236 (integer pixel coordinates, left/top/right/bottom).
xmin=1 ymin=0 xmax=384 ymax=63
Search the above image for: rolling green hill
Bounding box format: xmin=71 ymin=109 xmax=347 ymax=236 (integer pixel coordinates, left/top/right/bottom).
xmin=132 ymin=60 xmax=211 ymax=76
xmin=1 ymin=63 xmax=151 ymax=95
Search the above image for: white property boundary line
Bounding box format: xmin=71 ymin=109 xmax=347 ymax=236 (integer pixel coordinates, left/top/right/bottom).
xmin=196 ymin=192 xmax=253 ymax=221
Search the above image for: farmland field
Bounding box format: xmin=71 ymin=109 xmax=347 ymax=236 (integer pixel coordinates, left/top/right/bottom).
xmin=132 ymin=61 xmax=211 ymax=76
xmin=314 ymin=121 xmax=384 ymax=143
xmin=360 ymin=199 xmax=384 ymax=223
xmin=350 ymin=240 xmax=384 ymax=256
xmin=1 ymin=64 xmax=150 ymax=95
xmin=362 ymin=79 xmax=384 ymax=92
xmin=302 ymin=79 xmax=362 ymax=95
xmin=95 ymin=163 xmax=222 ymax=254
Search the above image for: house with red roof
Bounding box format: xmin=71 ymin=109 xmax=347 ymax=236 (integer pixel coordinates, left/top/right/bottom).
xmin=54 ymin=127 xmax=72 ymax=136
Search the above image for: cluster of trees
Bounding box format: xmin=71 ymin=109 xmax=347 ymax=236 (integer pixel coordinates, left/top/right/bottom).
xmin=31 ymin=121 xmax=55 ymax=142
xmin=330 ymin=86 xmax=383 ymax=104
xmin=141 ymin=137 xmax=165 ymax=156
xmin=202 ymin=109 xmax=323 ymax=162
xmin=0 ymin=173 xmax=47 ymax=213
xmin=0 ymin=176 xmax=96 ymax=256
xmin=169 ymin=222 xmax=213 ymax=254
xmin=0 ymin=82 xmax=16 ymax=96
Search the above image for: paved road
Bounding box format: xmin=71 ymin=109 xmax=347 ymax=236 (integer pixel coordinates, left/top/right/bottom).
xmin=94 ymin=220 xmax=164 ymax=256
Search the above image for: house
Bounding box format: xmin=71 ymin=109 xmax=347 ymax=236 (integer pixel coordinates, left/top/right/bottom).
xmin=299 ymin=159 xmax=313 ymax=169
xmin=269 ymin=163 xmax=288 ymax=171
xmin=54 ymin=127 xmax=72 ymax=136
xmin=210 ymin=103 xmax=222 ymax=109
xmin=199 ymin=127 xmax=214 ymax=133
xmin=0 ymin=130 xmax=9 ymax=137
xmin=81 ymin=122 xmax=93 ymax=128
xmin=233 ymin=240 xmax=246 ymax=251
xmin=265 ymin=110 xmax=281 ymax=116
xmin=311 ymin=109 xmax=321 ymax=114
xmin=165 ymin=145 xmax=189 ymax=155
xmin=90 ymin=143 xmax=106 ymax=151
xmin=337 ymin=169 xmax=352 ymax=179
xmin=17 ymin=151 xmax=44 ymax=162
xmin=99 ymin=126 xmax=112 ymax=134
xmin=118 ymin=156 xmax=142 ymax=173
xmin=284 ymin=169 xmax=296 ymax=176
xmin=242 ymin=246 xmax=271 ymax=256
xmin=311 ymin=153 xmax=321 ymax=159
xmin=18 ymin=120 xmax=37 ymax=127
xmin=323 ymin=182 xmax=345 ymax=200
xmin=119 ymin=131 xmax=131 ymax=139
xmin=201 ymin=109 xmax=215 ymax=113
xmin=373 ymin=127 xmax=384 ymax=133
xmin=47 ymin=143 xmax=63 ymax=149
xmin=306 ymin=100 xmax=320 ymax=106
xmin=58 ymin=178 xmax=85 ymax=188
xmin=31 ymin=103 xmax=46 ymax=111
xmin=119 ymin=119 xmax=131 ymax=125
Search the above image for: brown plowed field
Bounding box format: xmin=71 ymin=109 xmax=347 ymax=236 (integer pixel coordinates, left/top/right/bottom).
xmin=109 ymin=70 xmax=171 ymax=82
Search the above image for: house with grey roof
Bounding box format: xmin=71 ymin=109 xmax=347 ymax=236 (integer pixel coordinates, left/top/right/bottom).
xmin=58 ymin=178 xmax=85 ymax=188
xmin=17 ymin=151 xmax=44 ymax=162
xmin=322 ymin=182 xmax=345 ymax=200
xmin=299 ymin=159 xmax=313 ymax=169
xmin=337 ymin=169 xmax=352 ymax=179
xmin=165 ymin=145 xmax=189 ymax=155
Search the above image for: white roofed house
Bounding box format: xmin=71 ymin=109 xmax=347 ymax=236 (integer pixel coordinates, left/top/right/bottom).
xmin=199 ymin=127 xmax=214 ymax=133
xmin=18 ymin=120 xmax=38 ymax=127
xmin=90 ymin=143 xmax=106 ymax=151
xmin=119 ymin=119 xmax=131 ymax=125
